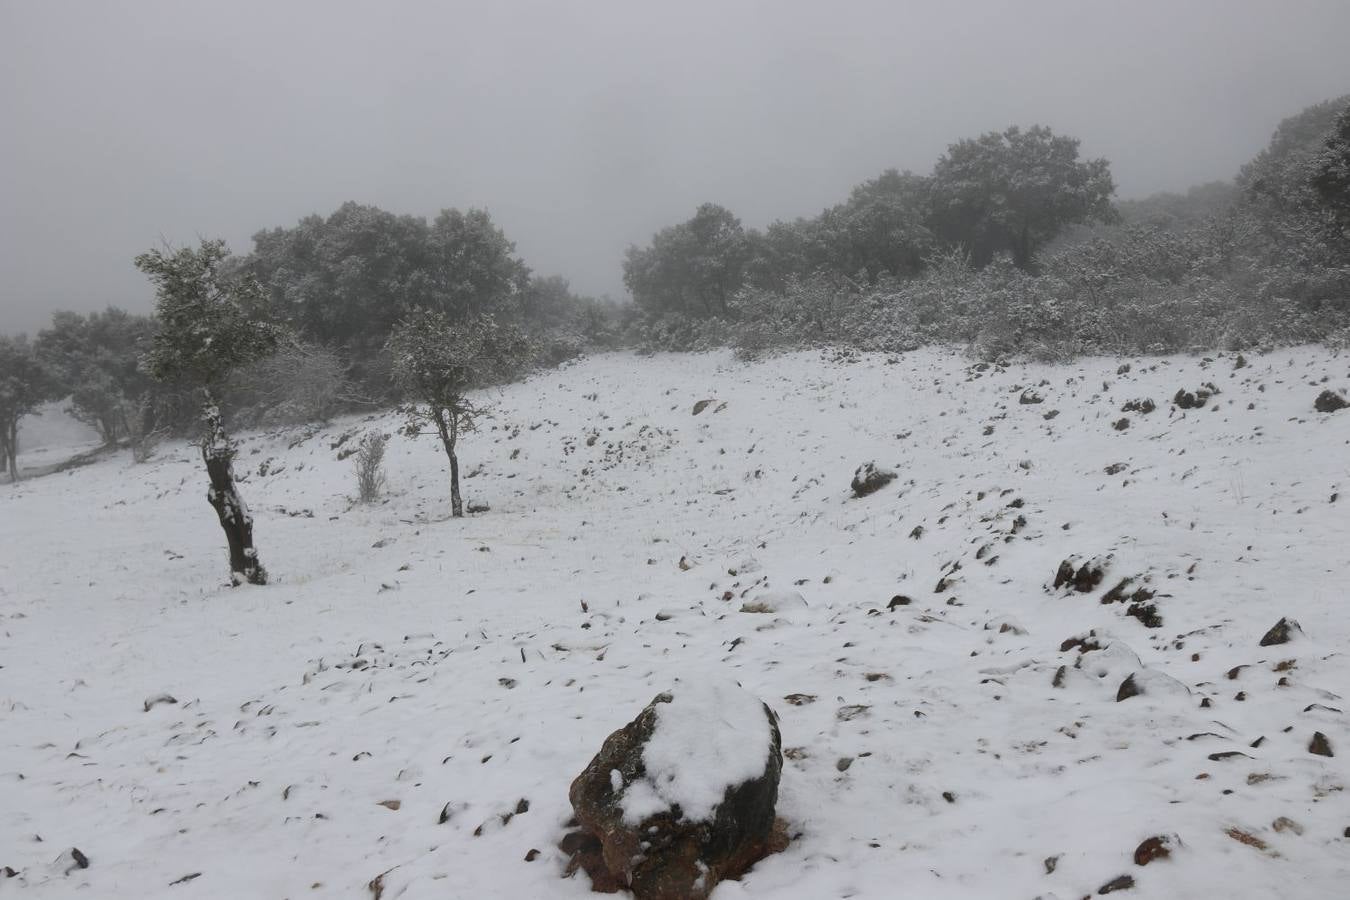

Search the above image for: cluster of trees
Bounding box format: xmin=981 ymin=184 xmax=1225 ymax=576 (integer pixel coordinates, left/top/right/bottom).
xmin=628 ymin=98 xmax=1350 ymax=357
xmin=624 ymin=124 xmax=1118 ymax=317
xmin=125 ymin=237 xmax=536 ymax=585
xmin=6 ymin=205 xmax=573 ymax=584
xmin=240 ymin=202 xmax=616 ymax=390
xmin=0 ymin=308 xmax=162 ymax=480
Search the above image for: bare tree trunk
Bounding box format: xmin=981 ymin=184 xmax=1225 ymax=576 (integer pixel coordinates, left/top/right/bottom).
xmin=201 ymin=396 xmax=266 ymax=585
xmin=434 ymin=408 xmax=464 ymax=518
xmin=449 ymin=445 xmax=462 ymax=517
xmin=5 ymin=419 xmax=18 ymax=482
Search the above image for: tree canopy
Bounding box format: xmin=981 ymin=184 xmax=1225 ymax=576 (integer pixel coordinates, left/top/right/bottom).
xmin=137 ymin=239 xmax=286 ymax=394
xmin=623 ymin=203 xmax=750 ymax=317
xmin=927 ymin=125 xmax=1116 ymax=268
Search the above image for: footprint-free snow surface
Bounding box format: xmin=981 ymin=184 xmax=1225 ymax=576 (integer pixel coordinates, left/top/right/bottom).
xmin=2 ymin=348 xmax=1348 ymax=899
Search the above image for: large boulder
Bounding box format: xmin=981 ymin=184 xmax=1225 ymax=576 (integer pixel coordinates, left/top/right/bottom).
xmin=563 ymin=678 xmax=785 ymax=898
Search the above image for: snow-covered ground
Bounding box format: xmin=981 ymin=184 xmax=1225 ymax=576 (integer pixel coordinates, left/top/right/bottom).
xmin=1 ymin=347 xmax=1347 ymax=899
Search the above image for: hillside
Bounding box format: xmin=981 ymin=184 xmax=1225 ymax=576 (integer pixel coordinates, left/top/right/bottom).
xmin=1 ymin=347 xmax=1348 ymax=899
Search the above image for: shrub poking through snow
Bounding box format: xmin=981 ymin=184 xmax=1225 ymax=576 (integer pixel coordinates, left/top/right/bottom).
xmin=562 ymin=677 xmax=786 ymax=899
xmin=353 ymin=431 xmax=388 ymax=503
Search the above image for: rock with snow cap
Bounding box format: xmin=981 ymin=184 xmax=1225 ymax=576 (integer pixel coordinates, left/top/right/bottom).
xmin=562 ymin=677 xmax=785 ymax=899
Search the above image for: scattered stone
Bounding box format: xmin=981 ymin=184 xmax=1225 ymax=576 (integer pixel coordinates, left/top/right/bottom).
xmin=692 ymin=399 xmax=715 ymax=416
xmin=377 ymin=800 xmax=401 ymax=811
xmin=524 ymin=849 xmax=540 ymax=862
xmin=1133 ymin=834 xmax=1176 ymax=866
xmin=1044 ymin=855 xmax=1059 ymax=874
xmin=143 ymin=693 xmax=177 ymax=712
xmin=836 ymin=757 xmax=853 ymax=772
xmin=1259 ymin=617 xmax=1303 ymax=647
xmin=1225 ymin=827 xmax=1268 ymax=851
xmin=851 ymin=462 xmax=897 ymax=497
xmin=1309 ymin=732 xmax=1334 ymax=757
xmin=1098 ymin=874 xmax=1135 ymax=893
xmin=169 ymin=872 xmax=202 ymax=886
xmin=887 ymin=595 xmax=913 ymax=610
xmin=783 ymin=693 xmax=816 ymax=706
xmin=1124 ymin=599 xmax=1163 ymax=629
xmin=1272 ymin=817 xmax=1304 ymax=836
xmin=1060 ymin=631 xmax=1104 ymax=654
xmin=1313 ymin=390 xmax=1347 ymax=413
xmin=1019 ymin=389 xmax=1044 ymax=404
xmin=1104 ymin=462 xmax=1127 ymax=475
xmin=1113 ymin=417 xmax=1130 ymax=431
xmin=56 ymin=848 xmax=89 ymax=875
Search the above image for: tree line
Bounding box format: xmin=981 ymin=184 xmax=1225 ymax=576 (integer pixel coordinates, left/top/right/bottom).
xmin=3 ymin=96 xmax=1347 ymax=581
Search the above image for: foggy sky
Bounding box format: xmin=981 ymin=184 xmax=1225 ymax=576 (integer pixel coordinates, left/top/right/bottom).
xmin=4 ymin=0 xmax=1350 ymax=335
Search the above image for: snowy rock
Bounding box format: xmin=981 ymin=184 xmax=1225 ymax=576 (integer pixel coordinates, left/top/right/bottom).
xmin=1019 ymin=389 xmax=1044 ymax=404
xmin=563 ymin=678 xmax=784 ymax=899
xmin=1122 ymin=397 xmax=1156 ymax=414
xmin=1313 ymin=389 xmax=1347 ymax=413
xmin=1133 ymin=834 xmax=1179 ymax=865
xmin=1258 ymin=617 xmax=1304 ymax=647
xmin=54 ymin=848 xmax=89 ymax=876
xmin=740 ymin=591 xmax=807 ymax=614
xmin=1052 ymin=556 xmax=1109 ymax=593
xmin=1173 ymin=387 xmax=1212 ymax=409
xmin=850 ymin=461 xmax=896 ymax=497
xmin=1116 ymin=669 xmax=1190 ymax=702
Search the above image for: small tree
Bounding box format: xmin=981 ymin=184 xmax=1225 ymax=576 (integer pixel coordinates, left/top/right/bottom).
xmin=0 ymin=335 xmax=60 ymax=482
xmin=135 ymin=239 xmax=286 ymax=585
xmin=387 ymin=308 xmax=528 ymax=517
